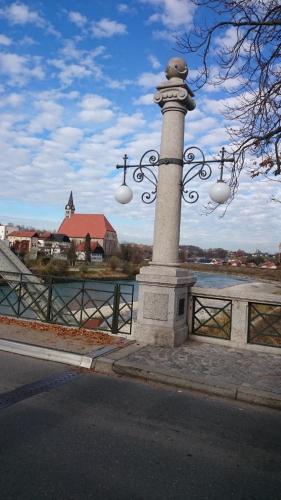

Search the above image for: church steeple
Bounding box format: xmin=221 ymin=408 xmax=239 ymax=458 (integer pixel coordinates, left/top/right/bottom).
xmin=65 ymin=191 xmax=75 ymax=218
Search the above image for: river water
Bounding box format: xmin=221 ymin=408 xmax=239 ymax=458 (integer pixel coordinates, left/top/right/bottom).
xmin=118 ymin=271 xmax=252 ymax=299
xmin=58 ymin=270 xmax=251 ymax=291
xmin=193 ymin=271 xmax=251 ymax=288
xmin=0 ymin=271 xmax=252 ymax=321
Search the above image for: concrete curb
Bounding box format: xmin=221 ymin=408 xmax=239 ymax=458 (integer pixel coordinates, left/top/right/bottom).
xmin=0 ymin=338 xmax=132 ymax=369
xmin=92 ymin=344 xmax=144 ymax=374
xmin=93 ymin=356 xmax=281 ymax=410
xmin=237 ymin=387 xmax=281 ymax=410
xmin=0 ymin=338 xmax=93 ymax=368
xmin=113 ymin=360 xmax=238 ymax=399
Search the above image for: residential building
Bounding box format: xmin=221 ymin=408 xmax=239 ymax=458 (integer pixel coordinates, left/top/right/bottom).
xmin=76 ymin=241 xmax=104 ymax=262
xmin=37 ymin=233 xmax=71 ymax=257
xmin=0 ymin=224 xmax=19 ymax=240
xmin=8 ymin=230 xmax=39 ymax=257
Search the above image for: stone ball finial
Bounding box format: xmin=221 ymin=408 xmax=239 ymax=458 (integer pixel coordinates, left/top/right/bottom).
xmin=165 ymin=57 xmax=188 ymax=81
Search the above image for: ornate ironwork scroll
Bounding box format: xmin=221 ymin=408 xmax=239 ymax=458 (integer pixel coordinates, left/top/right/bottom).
xmin=132 ymin=150 xmax=159 ymax=204
xmin=181 ymin=147 xmax=212 ymax=203
xmin=116 ymin=146 xmax=235 ymax=204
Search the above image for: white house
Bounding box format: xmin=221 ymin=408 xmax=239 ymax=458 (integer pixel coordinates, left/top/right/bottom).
xmin=0 ymin=224 xmax=19 ymax=240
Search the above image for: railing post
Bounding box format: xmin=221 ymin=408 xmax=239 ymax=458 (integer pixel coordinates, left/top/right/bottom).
xmin=186 ymin=289 xmax=194 ymax=336
xmin=112 ymin=284 xmax=120 ymax=334
xmin=79 ymin=281 xmax=85 ymax=327
xmin=17 ymin=273 xmax=22 ymax=318
xmin=128 ymin=284 xmax=134 ymax=334
xmin=230 ymin=299 xmax=248 ymax=347
xmin=46 ymin=277 xmax=53 ymax=322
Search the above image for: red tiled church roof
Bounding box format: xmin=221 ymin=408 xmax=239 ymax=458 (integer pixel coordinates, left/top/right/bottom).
xmin=58 ymin=214 xmax=116 ymax=239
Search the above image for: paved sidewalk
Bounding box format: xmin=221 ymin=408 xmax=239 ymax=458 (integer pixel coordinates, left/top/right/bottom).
xmin=0 ymin=318 xmax=280 ymax=410
xmin=0 ymin=320 xmax=121 ymax=354
xmin=0 ymin=319 xmax=128 ymax=368
xmin=93 ymin=341 xmax=281 ymax=410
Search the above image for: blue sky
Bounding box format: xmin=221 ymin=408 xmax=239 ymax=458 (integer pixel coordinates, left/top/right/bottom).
xmin=0 ymin=0 xmax=279 ymax=252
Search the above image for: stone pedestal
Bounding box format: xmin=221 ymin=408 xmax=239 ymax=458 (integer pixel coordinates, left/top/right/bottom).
xmin=135 ymin=265 xmax=196 ymax=347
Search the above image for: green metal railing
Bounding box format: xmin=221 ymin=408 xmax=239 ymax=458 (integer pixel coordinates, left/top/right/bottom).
xmin=0 ymin=271 xmax=134 ymax=335
xmin=248 ymin=302 xmax=281 ymax=348
xmin=192 ymin=296 xmax=232 ymax=340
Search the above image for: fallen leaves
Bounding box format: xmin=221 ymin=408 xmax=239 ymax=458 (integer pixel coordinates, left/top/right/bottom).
xmin=0 ymin=315 xmax=122 ymax=345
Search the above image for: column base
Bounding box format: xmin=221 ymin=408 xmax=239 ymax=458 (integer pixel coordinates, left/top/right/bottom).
xmin=135 ymin=265 xmax=196 ymax=347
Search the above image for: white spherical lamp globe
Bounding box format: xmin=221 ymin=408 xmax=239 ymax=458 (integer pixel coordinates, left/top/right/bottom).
xmin=209 ymin=181 xmax=231 ymax=204
xmin=115 ymin=184 xmax=133 ymax=204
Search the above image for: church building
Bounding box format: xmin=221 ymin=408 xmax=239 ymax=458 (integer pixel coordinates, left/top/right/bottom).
xmin=58 ymin=192 xmax=118 ymax=256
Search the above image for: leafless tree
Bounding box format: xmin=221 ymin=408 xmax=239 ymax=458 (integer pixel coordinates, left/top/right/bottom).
xmin=178 ymin=0 xmax=281 ymax=192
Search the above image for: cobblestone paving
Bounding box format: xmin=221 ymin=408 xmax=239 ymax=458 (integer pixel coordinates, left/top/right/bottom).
xmin=123 ymin=342 xmax=281 ymax=395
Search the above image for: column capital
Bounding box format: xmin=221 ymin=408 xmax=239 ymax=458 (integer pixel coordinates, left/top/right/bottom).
xmin=154 ymin=81 xmax=195 ymax=112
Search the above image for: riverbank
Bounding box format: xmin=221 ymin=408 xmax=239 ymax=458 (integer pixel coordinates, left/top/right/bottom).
xmin=28 ymin=261 xmax=281 ymax=285
xmin=29 ymin=263 xmax=134 ymax=282
xmin=183 ymin=263 xmax=281 ymax=283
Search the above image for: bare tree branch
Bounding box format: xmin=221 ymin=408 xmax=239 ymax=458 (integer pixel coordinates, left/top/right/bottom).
xmin=177 ymin=0 xmax=281 ymax=194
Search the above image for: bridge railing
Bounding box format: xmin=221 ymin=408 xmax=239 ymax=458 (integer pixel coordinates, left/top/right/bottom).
xmin=0 ymin=271 xmax=134 ymax=335
xmin=188 ymin=287 xmax=281 ymax=353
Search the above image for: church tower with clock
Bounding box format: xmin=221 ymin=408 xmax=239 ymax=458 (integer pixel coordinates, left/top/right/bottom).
xmin=65 ymin=191 xmax=75 ymax=218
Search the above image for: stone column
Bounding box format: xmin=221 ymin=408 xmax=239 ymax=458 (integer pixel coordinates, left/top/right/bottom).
xmin=135 ymin=58 xmax=196 ymax=347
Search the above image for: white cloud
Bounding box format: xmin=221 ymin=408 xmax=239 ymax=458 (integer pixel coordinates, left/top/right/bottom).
xmin=189 ymin=117 xmax=221 ymax=136
xmin=0 ymin=34 xmax=12 ymax=46
xmin=142 ymin=0 xmax=196 ymax=28
xmin=101 ymin=113 xmax=146 ymax=141
xmin=0 ymin=52 xmax=26 ymax=75
xmin=117 ymin=4 xmax=132 ymax=13
xmin=0 ymin=2 xmax=45 ymax=26
xmin=48 ymin=42 xmax=106 ymax=85
xmin=19 ymin=35 xmax=35 ymax=46
xmin=51 ymin=127 xmax=83 ymax=146
xmin=28 ymin=100 xmax=63 ymax=133
xmin=202 ymin=95 xmax=242 ymax=117
xmin=0 ymin=52 xmax=45 ymax=85
xmin=0 ymin=92 xmax=22 ymax=107
xmin=49 ymin=58 xmax=92 ymax=85
xmin=197 ymin=127 xmax=229 ymax=147
xmin=91 ymin=18 xmax=127 ymax=38
xmin=200 ymin=65 xmax=246 ymax=93
xmin=60 ymin=40 xmax=83 ymax=60
xmin=148 ymin=54 xmax=161 ymax=69
xmin=0 ymin=2 xmax=60 ymax=37
xmin=152 ymin=29 xmax=176 ymax=42
xmin=79 ymin=94 xmax=114 ymax=123
xmin=105 ymin=77 xmax=132 ymax=90
xmin=214 ymin=26 xmax=250 ymax=54
xmin=137 ymin=71 xmax=164 ymax=88
xmin=68 ymin=11 xmax=87 ymax=28
xmin=16 ymin=135 xmax=42 ymax=148
xmin=134 ymin=93 xmax=154 ymax=105
xmin=60 ymin=64 xmax=91 ymax=85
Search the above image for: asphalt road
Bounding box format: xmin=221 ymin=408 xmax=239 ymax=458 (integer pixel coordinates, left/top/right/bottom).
xmin=0 ymin=351 xmax=280 ymax=500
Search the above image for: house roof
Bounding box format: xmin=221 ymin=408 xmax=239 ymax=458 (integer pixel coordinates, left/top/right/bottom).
xmin=58 ymin=214 xmax=116 ymax=239
xmin=8 ymin=230 xmax=39 ymax=238
xmin=50 ymin=233 xmax=70 ymax=243
xmin=76 ymin=241 xmax=104 ymax=253
xmin=38 ymin=231 xmax=52 ymax=239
